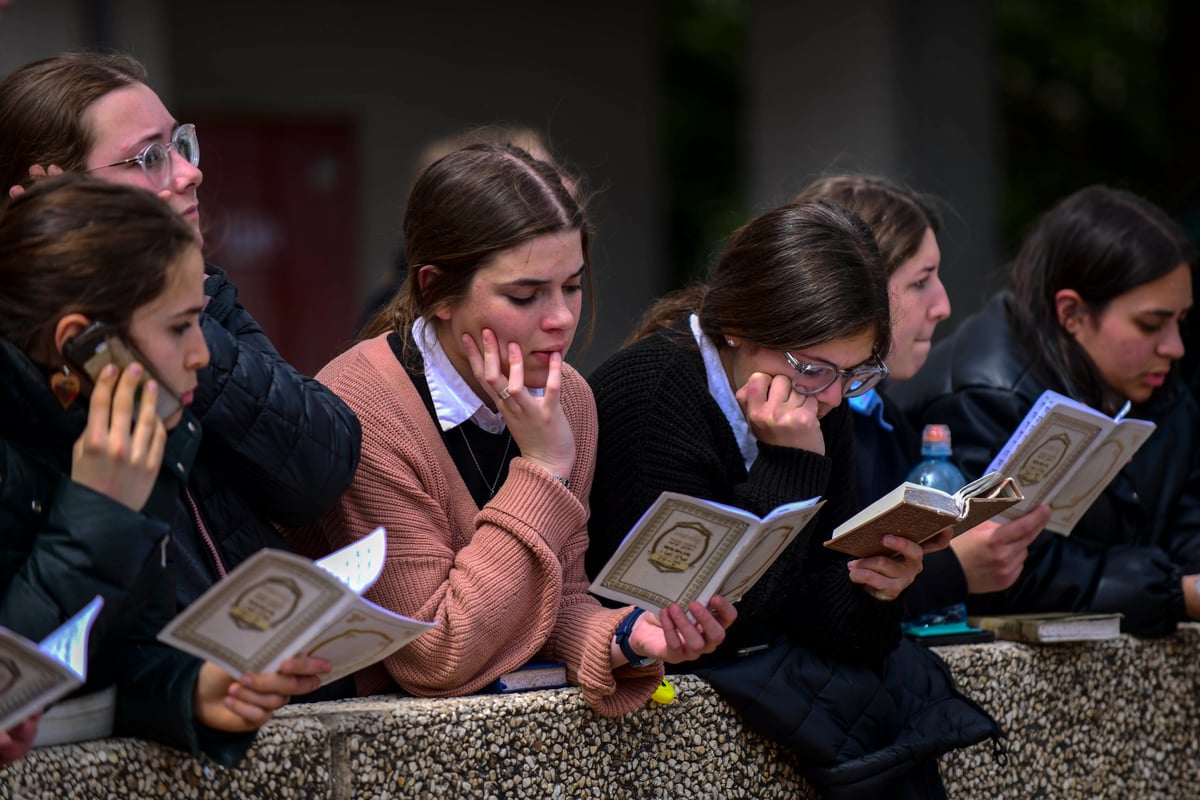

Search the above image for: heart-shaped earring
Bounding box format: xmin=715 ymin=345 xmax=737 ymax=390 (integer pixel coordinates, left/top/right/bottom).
xmin=49 ymin=365 xmax=80 ymax=410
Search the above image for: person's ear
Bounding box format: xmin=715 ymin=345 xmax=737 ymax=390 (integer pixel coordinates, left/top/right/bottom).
xmin=1054 ymin=289 xmax=1087 ymax=336
xmin=417 ymin=265 xmax=453 ymax=322
xmin=52 ymin=314 xmax=92 ymax=361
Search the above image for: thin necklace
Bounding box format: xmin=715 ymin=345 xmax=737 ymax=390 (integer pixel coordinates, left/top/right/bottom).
xmin=458 ymin=426 xmax=513 ymax=498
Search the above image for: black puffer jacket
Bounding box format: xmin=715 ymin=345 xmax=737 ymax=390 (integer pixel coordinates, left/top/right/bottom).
xmin=171 ymin=266 xmax=362 ymax=607
xmin=893 ymin=293 xmax=1200 ymax=635
xmin=0 ymin=337 xmax=253 ymax=765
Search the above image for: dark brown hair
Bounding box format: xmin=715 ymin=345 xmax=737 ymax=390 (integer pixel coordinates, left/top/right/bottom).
xmin=794 ymin=175 xmax=940 ymax=277
xmin=362 ymin=143 xmax=594 ymax=354
xmin=0 ymin=52 xmax=148 ymax=195
xmin=1010 ymin=184 xmax=1197 ymax=412
xmin=0 ymin=174 xmax=198 ymax=355
xmin=631 ymin=201 xmax=890 ymax=358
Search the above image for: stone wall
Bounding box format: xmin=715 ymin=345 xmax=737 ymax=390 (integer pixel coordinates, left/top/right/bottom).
xmin=5 ymin=626 xmax=1199 ymax=799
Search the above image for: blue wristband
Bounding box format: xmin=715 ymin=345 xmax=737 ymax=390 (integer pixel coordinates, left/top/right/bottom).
xmin=616 ymin=608 xmax=658 ymax=668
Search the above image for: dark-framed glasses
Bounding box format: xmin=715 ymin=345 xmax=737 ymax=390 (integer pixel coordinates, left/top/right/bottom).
xmin=87 ymin=123 xmax=199 ymax=191
xmin=783 ymin=351 xmax=888 ymax=398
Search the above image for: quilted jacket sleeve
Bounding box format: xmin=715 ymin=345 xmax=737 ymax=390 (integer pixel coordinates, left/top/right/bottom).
xmin=189 ymin=267 xmax=361 ymax=526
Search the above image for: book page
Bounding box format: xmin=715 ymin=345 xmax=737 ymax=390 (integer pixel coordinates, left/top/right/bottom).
xmin=589 ymin=492 xmax=758 ymax=611
xmin=985 ymin=389 xmax=1096 ymax=473
xmin=297 ymin=596 xmax=435 ymax=685
xmin=1045 ymin=419 xmax=1156 ymax=534
xmin=158 ymin=549 xmax=351 ymax=678
xmin=987 ymin=406 xmax=1109 ymax=518
xmin=38 ymin=595 xmax=104 ymax=682
xmin=716 ymin=498 xmax=825 ymax=602
xmin=0 ymin=597 xmax=103 ymax=730
xmin=314 ymin=527 xmax=387 ymax=594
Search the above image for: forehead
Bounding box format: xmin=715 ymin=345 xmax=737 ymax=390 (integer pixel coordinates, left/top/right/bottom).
xmin=792 ymin=329 xmax=877 ymax=368
xmin=1105 ymin=264 xmax=1192 ymax=315
xmin=134 ymin=245 xmax=205 ymax=318
xmin=889 ymin=228 xmax=940 ymax=282
xmin=474 ymin=230 xmax=584 ymax=282
xmin=82 ymin=82 xmax=174 ymax=158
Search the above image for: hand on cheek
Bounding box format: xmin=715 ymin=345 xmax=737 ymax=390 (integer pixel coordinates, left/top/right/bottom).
xmin=462 ymin=328 xmax=576 ymax=483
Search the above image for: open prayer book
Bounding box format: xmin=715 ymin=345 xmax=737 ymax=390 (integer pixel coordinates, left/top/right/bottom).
xmin=985 ymin=389 xmax=1156 ymax=535
xmin=589 ymin=491 xmax=825 ymax=612
xmin=158 ymin=528 xmax=435 ymax=683
xmin=0 ymin=596 xmax=103 ymax=730
xmin=825 ymin=472 xmax=1023 ymax=558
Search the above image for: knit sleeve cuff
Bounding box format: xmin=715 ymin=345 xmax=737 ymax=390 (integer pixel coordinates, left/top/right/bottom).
xmin=482 ymin=458 xmax=587 ymax=555
xmin=741 ymin=443 xmax=832 ymax=511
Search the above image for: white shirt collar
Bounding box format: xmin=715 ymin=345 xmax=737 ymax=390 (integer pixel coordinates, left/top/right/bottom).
xmin=412 ymin=317 xmax=507 ymax=434
xmin=691 ymin=314 xmax=758 ymax=471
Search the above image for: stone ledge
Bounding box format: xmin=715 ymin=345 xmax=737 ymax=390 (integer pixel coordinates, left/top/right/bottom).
xmin=5 ymin=626 xmax=1200 ymax=799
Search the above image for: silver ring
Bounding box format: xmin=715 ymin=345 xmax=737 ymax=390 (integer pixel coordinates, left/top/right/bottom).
xmin=498 ymin=387 xmax=511 ymax=400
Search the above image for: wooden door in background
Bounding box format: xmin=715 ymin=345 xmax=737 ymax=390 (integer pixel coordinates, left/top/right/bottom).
xmin=185 ymin=115 xmax=359 ymax=377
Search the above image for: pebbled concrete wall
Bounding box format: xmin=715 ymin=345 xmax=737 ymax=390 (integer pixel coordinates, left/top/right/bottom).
xmin=6 ymin=626 xmax=1200 ymax=799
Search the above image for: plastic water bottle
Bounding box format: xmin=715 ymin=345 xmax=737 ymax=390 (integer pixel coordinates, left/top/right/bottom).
xmin=904 ymin=424 xmax=969 ymax=629
xmin=906 ymin=424 xmax=966 ymax=493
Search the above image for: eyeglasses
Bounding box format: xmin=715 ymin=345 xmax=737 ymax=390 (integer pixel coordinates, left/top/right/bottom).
xmin=87 ymin=124 xmax=199 ymax=191
xmin=783 ymin=351 xmax=888 ymax=398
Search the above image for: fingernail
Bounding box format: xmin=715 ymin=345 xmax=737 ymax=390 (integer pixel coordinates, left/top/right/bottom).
xmin=144 ymin=380 xmax=158 ymax=394
xmin=128 ymin=363 xmax=143 ymax=377
xmin=102 ymin=364 xmax=117 ymax=378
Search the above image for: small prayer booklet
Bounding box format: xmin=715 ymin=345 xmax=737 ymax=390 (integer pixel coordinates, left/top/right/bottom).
xmin=825 ymin=472 xmax=1023 ymax=558
xmin=483 ymin=661 xmax=568 ymax=694
xmin=0 ymin=596 xmax=103 ymax=730
xmin=985 ymin=389 xmax=1156 ymax=535
xmin=589 ymin=491 xmax=825 ymax=612
xmin=158 ymin=528 xmax=435 ymax=683
xmin=968 ymin=612 xmax=1123 ymax=643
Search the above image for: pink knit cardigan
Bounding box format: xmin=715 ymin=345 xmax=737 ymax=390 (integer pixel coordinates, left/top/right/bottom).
xmin=286 ymin=335 xmax=661 ymax=715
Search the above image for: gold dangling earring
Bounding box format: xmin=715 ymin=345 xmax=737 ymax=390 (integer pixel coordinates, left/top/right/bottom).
xmin=49 ymin=364 xmax=80 ymax=410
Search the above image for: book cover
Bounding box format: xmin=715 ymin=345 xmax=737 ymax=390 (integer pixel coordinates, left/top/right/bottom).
xmin=589 ymin=491 xmax=825 ymax=612
xmin=158 ymin=528 xmax=436 ymax=682
xmin=985 ymin=389 xmax=1156 ymax=535
xmin=483 ymin=661 xmax=568 ymax=694
xmin=824 ymin=472 xmax=1022 ymax=558
xmin=968 ymin=612 xmax=1123 ymax=643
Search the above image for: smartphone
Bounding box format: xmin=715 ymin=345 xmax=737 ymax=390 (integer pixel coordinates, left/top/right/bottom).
xmin=63 ymin=321 xmax=182 ymax=420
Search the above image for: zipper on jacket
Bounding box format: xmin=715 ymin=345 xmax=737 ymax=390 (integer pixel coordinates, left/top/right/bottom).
xmin=991 ymin=735 xmax=1009 ymax=767
xmin=184 ymin=486 xmax=227 ymax=579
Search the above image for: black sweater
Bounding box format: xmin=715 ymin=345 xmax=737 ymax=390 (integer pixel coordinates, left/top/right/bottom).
xmin=587 ymin=324 xmax=901 ymax=665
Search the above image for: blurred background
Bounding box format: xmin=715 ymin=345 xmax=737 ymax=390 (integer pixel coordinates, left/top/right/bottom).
xmin=2 ymin=0 xmax=1196 ymax=376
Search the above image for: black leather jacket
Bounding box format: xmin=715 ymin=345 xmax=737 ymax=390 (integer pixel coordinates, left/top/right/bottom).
xmin=893 ymin=293 xmax=1200 ymax=635
xmin=171 ymin=266 xmax=362 ymax=608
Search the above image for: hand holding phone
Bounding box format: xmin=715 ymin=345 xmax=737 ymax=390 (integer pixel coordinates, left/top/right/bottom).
xmin=63 ymin=321 xmax=172 ymax=510
xmin=63 ymin=322 xmax=182 ymax=420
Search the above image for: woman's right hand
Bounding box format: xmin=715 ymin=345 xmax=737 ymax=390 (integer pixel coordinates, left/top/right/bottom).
xmin=0 ymin=712 xmax=41 ymax=765
xmin=735 ymin=372 xmax=825 ymax=454
xmin=952 ymin=505 xmax=1050 ymax=594
xmin=70 ymin=362 xmax=167 ymax=511
xmin=194 ymin=657 xmax=330 ymax=733
xmin=463 ymin=329 xmax=575 ymax=479
xmin=7 ymin=163 xmax=63 ymax=198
